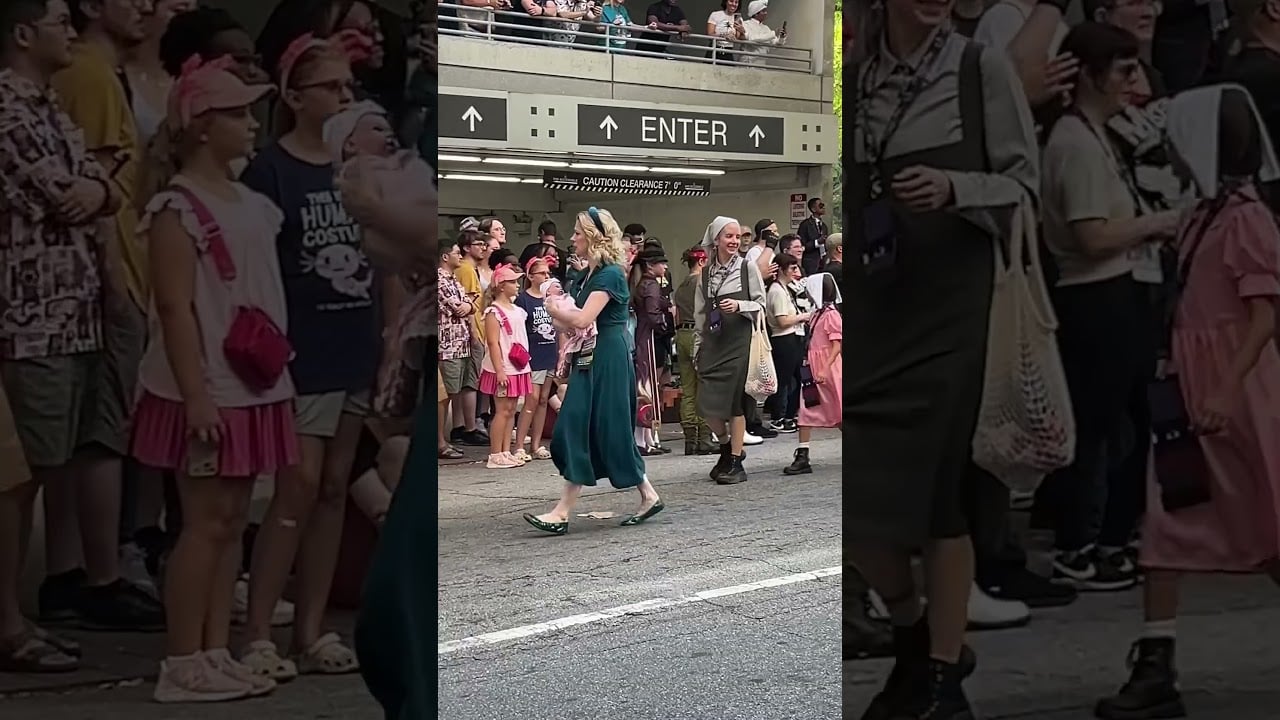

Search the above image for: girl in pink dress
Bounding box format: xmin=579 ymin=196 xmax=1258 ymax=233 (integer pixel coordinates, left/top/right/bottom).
xmin=131 ymin=57 xmax=288 ymax=703
xmin=784 ymin=272 xmax=843 ymax=475
xmin=482 ymin=263 xmax=534 ymax=468
xmin=1097 ymin=85 xmax=1280 ymax=720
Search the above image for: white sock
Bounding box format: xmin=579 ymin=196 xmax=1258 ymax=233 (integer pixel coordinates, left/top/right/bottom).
xmin=798 ymin=441 xmax=810 ymax=449
xmin=166 ymin=651 xmax=202 ymax=665
xmin=1143 ymin=619 xmax=1176 ymax=639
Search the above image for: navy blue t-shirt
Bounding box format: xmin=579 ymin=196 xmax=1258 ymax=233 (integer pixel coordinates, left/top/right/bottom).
xmin=240 ymin=142 xmax=380 ymax=395
xmin=515 ymin=290 xmax=557 ymax=372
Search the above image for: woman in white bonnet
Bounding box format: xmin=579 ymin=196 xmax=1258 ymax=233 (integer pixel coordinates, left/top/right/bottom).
xmin=693 ymin=216 xmax=768 ymax=484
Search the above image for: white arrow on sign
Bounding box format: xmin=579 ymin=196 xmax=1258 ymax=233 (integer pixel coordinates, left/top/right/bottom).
xmin=599 ymin=115 xmax=619 ymax=140
xmin=748 ymin=125 xmax=765 ymax=148
xmin=462 ymin=106 xmax=483 ymax=133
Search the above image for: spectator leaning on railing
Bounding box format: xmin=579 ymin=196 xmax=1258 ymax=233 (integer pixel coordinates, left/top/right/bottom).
xmin=738 ymin=0 xmax=785 ymax=65
xmin=640 ymin=0 xmax=690 ymax=52
xmin=456 ymin=0 xmax=511 ymax=34
xmin=551 ymin=0 xmax=603 ymax=45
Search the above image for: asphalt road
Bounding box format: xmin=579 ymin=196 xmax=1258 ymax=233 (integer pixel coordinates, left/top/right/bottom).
xmin=6 ymin=429 xmax=1280 ymax=719
xmin=437 ymin=430 xmax=845 ymax=720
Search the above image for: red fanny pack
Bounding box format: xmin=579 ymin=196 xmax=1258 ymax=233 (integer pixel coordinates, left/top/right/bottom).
xmin=492 ymin=306 xmax=530 ymax=370
xmin=170 ymin=185 xmax=294 ymax=394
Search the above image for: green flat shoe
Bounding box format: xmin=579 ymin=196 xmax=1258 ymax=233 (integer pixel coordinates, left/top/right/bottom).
xmin=522 ymin=513 xmax=568 ymax=535
xmin=621 ymin=500 xmax=665 ymax=527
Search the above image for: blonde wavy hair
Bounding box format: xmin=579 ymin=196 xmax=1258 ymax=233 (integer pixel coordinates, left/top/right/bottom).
xmin=576 ymin=207 xmax=627 ymax=266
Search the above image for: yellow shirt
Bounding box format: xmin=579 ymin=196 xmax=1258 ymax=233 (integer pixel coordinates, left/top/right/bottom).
xmin=454 ymin=259 xmax=484 ymax=341
xmin=52 ymin=41 xmax=145 ymax=305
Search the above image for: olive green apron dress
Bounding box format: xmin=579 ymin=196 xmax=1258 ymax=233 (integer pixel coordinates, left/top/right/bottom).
xmin=845 ymin=42 xmax=996 ymax=545
xmin=694 ymin=259 xmax=753 ymax=420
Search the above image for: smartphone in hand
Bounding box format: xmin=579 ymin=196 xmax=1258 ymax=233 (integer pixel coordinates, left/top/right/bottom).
xmin=187 ymin=439 xmax=220 ymax=479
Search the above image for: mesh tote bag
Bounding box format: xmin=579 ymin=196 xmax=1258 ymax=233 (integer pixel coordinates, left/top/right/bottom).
xmin=744 ymin=310 xmax=778 ymax=401
xmin=971 ymin=191 xmax=1075 ymax=493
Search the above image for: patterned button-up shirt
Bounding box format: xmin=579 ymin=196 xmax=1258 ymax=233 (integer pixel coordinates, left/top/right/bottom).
xmin=0 ymin=70 xmax=107 ymax=360
xmin=437 ymin=268 xmax=471 ymax=361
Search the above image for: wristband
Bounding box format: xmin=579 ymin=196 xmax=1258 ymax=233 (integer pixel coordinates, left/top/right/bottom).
xmin=1036 ymin=0 xmax=1071 ymax=12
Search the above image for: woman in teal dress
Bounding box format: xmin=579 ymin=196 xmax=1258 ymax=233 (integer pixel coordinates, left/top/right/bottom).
xmin=523 ymin=207 xmax=665 ymax=535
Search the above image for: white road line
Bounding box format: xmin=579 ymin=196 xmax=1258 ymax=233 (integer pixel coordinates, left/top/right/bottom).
xmin=438 ymin=566 xmax=842 ymax=655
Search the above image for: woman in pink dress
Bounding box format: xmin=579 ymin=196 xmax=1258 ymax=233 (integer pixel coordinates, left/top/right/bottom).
xmin=1097 ymin=85 xmax=1280 ymax=720
xmin=784 ymin=272 xmax=842 ymax=475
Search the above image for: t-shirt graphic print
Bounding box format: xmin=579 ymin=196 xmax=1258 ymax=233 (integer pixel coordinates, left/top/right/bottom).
xmin=241 ymin=142 xmax=381 ymax=395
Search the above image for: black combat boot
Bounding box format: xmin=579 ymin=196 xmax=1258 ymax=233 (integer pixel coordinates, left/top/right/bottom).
xmin=708 ymin=442 xmax=733 ymax=480
xmin=783 ymin=447 xmax=812 ymax=475
xmin=861 ymin=618 xmax=978 ymax=720
xmin=715 ymin=454 xmax=748 ymax=484
xmin=906 ymin=658 xmax=977 ymax=720
xmin=1095 ymin=638 xmax=1185 ymax=720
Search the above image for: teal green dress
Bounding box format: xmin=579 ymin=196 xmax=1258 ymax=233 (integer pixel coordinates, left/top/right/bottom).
xmin=551 ymin=263 xmax=646 ymax=488
xmin=354 ymin=386 xmax=433 ymax=720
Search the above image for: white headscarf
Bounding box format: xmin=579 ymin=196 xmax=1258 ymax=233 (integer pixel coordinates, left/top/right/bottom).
xmin=804 ymin=272 xmax=842 ymax=308
xmin=1165 ymin=83 xmax=1280 ymax=199
xmin=701 ymin=216 xmax=739 ymax=250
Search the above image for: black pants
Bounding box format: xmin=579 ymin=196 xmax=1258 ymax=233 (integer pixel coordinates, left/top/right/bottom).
xmin=1035 ymin=275 xmax=1153 ymax=551
xmin=769 ymin=333 xmax=804 ymax=421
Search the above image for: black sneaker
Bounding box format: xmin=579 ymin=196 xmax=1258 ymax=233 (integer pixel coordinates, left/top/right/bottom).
xmin=768 ymin=419 xmax=788 ymax=432
xmin=39 ymin=569 xmax=87 ymax=623
xmin=450 ymin=427 xmax=467 ymax=444
xmin=983 ymin=567 xmax=1078 ymax=609
xmin=459 ymin=429 xmax=489 ymax=446
xmin=1052 ymin=547 xmax=1138 ymax=592
xmin=76 ymin=579 xmax=166 ymax=632
xmin=747 ymin=423 xmax=779 ymax=439
xmin=781 ymin=419 xmax=798 ymax=433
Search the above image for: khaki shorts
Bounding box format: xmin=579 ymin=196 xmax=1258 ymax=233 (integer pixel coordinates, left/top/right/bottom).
xmin=531 ymin=370 xmax=550 ymax=385
xmin=0 ymin=383 xmax=32 ymax=492
xmin=0 ymin=302 xmax=144 ymax=470
xmin=467 ymin=340 xmax=485 ymax=391
xmin=438 ymin=356 xmax=474 ymax=396
xmin=295 ymin=390 xmax=371 ymax=439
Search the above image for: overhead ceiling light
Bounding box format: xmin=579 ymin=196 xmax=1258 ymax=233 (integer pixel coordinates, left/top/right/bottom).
xmin=483 ymin=158 xmax=569 ymax=168
xmin=438 ymin=154 xmax=481 ymax=163
xmin=570 ymin=162 xmax=650 ymax=172
xmin=520 ymin=178 xmax=543 ymax=184
xmin=443 ymin=174 xmax=523 ymax=183
xmin=647 ymin=167 xmax=725 ymax=176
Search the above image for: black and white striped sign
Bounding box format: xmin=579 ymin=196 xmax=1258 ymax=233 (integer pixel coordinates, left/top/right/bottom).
xmin=543 ymin=170 xmax=711 ymax=197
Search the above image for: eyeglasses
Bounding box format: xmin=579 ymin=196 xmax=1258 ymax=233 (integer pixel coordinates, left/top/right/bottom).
xmin=28 ymin=17 xmax=73 ymax=32
xmin=294 ymin=79 xmax=357 ymax=94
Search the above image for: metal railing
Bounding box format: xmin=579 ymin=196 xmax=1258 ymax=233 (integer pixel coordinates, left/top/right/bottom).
xmin=438 ymin=3 xmax=813 ymax=73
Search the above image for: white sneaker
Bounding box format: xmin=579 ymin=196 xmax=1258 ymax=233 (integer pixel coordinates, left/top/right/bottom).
xmin=967 ymin=582 xmax=1030 ymax=631
xmin=865 ymin=590 xmax=890 ymax=622
xmin=232 ymin=575 xmax=295 ymax=627
xmin=486 ymin=453 xmax=520 ymax=469
xmin=153 ymin=654 xmax=251 ymax=704
xmin=743 ymin=432 xmax=764 ymax=446
xmin=120 ymin=542 xmax=158 ymax=599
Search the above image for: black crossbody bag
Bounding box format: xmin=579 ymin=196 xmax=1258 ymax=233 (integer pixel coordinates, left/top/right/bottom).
xmin=1150 ymin=194 xmax=1236 ymax=511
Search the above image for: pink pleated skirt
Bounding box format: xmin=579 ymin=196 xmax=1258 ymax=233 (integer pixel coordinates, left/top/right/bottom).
xmin=131 ymin=392 xmax=300 ymax=478
xmin=478 ymin=370 xmax=533 ymax=398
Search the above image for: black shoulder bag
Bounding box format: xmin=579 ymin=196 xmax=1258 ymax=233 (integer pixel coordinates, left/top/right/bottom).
xmin=1149 ymin=193 xmax=1234 ymax=511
